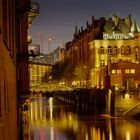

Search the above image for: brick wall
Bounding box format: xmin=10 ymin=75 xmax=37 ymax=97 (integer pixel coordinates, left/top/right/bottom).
xmin=0 ymin=37 xmax=18 ymax=140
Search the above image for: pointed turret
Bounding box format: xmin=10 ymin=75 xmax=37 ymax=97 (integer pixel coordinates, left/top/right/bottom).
xmin=131 ymin=20 xmax=140 ymax=33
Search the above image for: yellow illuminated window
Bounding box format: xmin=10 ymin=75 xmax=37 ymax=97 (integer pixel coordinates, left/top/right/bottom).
xmin=125 ymin=69 xmax=130 ymax=74
xmin=112 ymin=70 xmax=116 ymax=74
xmin=117 ymin=69 xmax=121 ymax=73
xmin=130 ymin=69 xmax=135 ymax=74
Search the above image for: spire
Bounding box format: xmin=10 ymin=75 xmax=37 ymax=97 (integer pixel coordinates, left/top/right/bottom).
xmin=131 ymin=20 xmax=140 ymax=32
xmin=74 ymin=24 xmax=79 ymax=37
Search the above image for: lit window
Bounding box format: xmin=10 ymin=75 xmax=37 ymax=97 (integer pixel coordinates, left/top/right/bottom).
xmin=117 ymin=69 xmax=121 ymax=73
xmin=112 ymin=70 xmax=116 ymax=74
xmin=103 ymin=35 xmax=108 ymax=39
xmin=100 ymin=59 xmax=105 ymax=67
xmin=125 ymin=69 xmax=130 ymax=74
xmin=130 ymin=69 xmax=135 ymax=74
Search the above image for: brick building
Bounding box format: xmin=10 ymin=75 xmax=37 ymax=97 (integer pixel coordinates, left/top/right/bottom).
xmin=64 ymin=16 xmax=106 ymax=86
xmin=89 ymin=15 xmax=140 ymax=89
xmin=110 ymin=61 xmax=140 ymax=88
xmin=0 ymin=0 xmax=38 ymax=140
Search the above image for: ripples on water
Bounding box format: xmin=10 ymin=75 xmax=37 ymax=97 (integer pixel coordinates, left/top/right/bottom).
xmin=22 ymin=96 xmax=140 ymax=140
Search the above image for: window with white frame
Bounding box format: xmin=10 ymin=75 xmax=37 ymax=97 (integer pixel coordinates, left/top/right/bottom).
xmin=100 ymin=59 xmax=105 ymax=67
xmin=100 ymin=46 xmax=105 ymax=54
xmin=107 ymin=46 xmax=112 ymax=55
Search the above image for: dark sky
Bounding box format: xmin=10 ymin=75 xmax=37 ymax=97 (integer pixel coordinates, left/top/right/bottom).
xmin=29 ymin=0 xmax=140 ymax=53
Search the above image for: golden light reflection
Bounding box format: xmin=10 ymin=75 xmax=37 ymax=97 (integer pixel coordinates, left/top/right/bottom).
xmin=85 ymin=132 xmax=89 ymax=140
xmin=28 ymin=96 xmax=140 ymax=140
xmin=50 ymin=126 xmax=54 ymax=140
xmin=126 ymin=131 xmax=131 ymax=140
xmin=35 ymin=99 xmax=38 ymax=120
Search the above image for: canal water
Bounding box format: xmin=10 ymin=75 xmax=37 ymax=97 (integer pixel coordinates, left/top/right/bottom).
xmin=22 ymin=95 xmax=140 ymax=140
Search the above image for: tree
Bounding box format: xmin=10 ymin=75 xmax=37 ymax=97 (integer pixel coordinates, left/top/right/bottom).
xmin=73 ymin=63 xmax=88 ymax=87
xmin=51 ymin=62 xmax=63 ymax=83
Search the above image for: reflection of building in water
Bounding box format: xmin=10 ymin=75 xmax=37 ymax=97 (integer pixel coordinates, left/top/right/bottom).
xmin=29 ymin=97 xmax=140 ymax=140
xmin=30 ymin=97 xmax=79 ymax=139
xmin=30 ymin=97 xmax=47 ymax=121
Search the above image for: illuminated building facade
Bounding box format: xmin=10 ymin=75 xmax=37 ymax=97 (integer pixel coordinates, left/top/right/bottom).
xmin=89 ymin=15 xmax=140 ymax=89
xmin=0 ymin=0 xmax=38 ymax=140
xmin=29 ymin=54 xmax=52 ymax=90
xmin=64 ymin=17 xmax=106 ymax=86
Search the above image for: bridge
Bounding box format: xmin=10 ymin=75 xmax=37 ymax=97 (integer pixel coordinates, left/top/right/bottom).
xmin=30 ymin=83 xmax=73 ymax=93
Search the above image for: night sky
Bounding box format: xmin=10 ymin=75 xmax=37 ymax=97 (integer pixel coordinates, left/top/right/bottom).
xmin=29 ymin=0 xmax=140 ymax=53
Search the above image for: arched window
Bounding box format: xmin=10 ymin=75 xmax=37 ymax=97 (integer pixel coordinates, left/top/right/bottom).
xmin=107 ymin=46 xmax=112 ymax=54
xmin=113 ymin=46 xmax=118 ymax=55
xmin=99 ymin=46 xmax=105 ymax=54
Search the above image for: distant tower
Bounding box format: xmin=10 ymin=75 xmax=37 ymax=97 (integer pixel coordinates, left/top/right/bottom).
xmin=39 ymin=32 xmax=44 ymax=53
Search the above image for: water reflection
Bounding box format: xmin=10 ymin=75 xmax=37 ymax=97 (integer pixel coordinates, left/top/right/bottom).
xmin=24 ymin=96 xmax=140 ymax=140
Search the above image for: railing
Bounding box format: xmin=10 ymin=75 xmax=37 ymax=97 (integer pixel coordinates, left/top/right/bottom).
xmin=53 ymin=89 xmax=107 ymax=114
xmin=121 ymin=102 xmax=140 ymax=117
